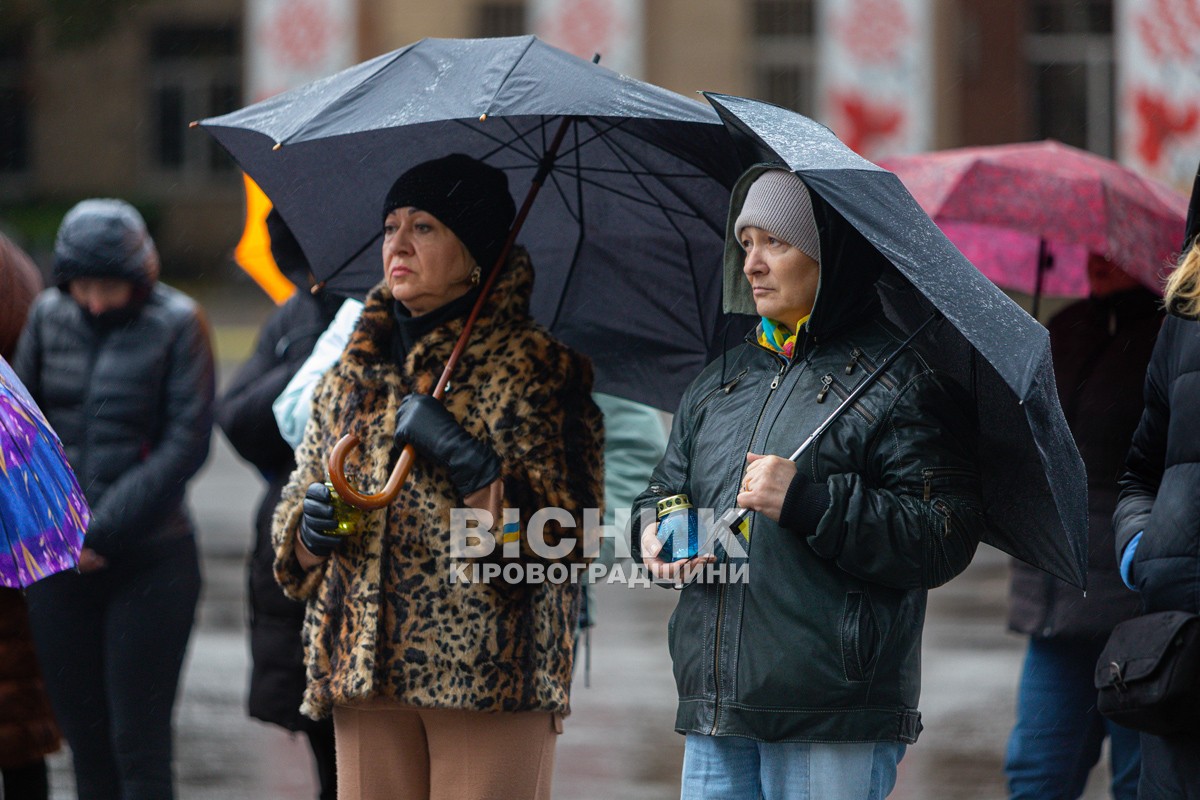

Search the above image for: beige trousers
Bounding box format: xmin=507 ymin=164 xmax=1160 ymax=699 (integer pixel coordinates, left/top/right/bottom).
xmin=333 ymin=699 xmax=561 ymax=800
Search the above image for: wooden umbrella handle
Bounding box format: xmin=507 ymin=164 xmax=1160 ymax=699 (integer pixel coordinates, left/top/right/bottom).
xmin=327 ymin=435 xmax=417 ymax=510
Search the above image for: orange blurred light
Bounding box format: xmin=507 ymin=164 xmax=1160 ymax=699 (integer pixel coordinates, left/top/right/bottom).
xmin=235 ymin=174 xmax=296 ymax=305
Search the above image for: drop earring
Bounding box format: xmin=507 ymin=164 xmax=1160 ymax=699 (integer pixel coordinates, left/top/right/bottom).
xmin=470 ymin=266 xmax=482 ymax=287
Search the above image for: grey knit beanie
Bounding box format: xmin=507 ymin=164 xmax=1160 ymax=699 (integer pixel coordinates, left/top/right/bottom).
xmin=733 ymin=170 xmax=820 ymax=264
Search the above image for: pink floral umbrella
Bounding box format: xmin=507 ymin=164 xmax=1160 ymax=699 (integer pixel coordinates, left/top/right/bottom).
xmin=881 ymin=141 xmax=1188 ymax=307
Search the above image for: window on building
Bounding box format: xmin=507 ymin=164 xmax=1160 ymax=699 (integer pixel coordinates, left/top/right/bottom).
xmin=149 ymin=24 xmax=241 ymax=176
xmin=0 ymin=32 xmax=30 ymax=174
xmin=750 ymin=0 xmax=816 ymax=115
xmin=1025 ymin=0 xmax=1114 ymax=156
xmin=477 ymin=3 xmax=526 ymax=38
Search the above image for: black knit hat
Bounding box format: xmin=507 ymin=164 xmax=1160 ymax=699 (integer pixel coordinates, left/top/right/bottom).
xmin=381 ymin=154 xmax=516 ymax=274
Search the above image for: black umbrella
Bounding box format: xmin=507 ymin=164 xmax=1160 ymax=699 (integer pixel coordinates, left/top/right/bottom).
xmin=703 ymin=92 xmax=1088 ymax=588
xmin=198 ymin=35 xmax=744 ymax=413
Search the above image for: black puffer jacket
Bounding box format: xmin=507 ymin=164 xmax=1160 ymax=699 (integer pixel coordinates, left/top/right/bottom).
xmin=13 ymin=260 xmax=214 ymax=562
xmin=633 ymin=168 xmax=986 ymax=744
xmin=1114 ymin=313 xmax=1200 ymax=614
xmin=216 ymin=290 xmax=338 ymax=730
xmin=1008 ymin=289 xmax=1160 ymax=638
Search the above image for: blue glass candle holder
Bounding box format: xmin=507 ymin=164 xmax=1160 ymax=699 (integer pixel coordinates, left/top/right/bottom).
xmin=655 ymin=494 xmax=699 ymax=561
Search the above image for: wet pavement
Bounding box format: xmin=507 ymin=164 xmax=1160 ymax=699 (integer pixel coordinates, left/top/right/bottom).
xmin=42 ymin=297 xmax=1114 ymax=799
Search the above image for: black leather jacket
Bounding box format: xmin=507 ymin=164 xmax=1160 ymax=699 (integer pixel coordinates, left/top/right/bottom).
xmin=633 ymin=185 xmax=985 ymax=745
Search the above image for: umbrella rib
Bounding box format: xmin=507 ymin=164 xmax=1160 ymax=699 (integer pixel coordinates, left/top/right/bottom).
xmin=547 ymin=121 xmax=589 ymax=329
xmin=532 ymin=120 xmax=586 ymax=225
xmin=447 ymin=117 xmax=543 ymax=165
xmin=587 ymin=122 xmax=710 ymax=339
xmin=582 ymin=120 xmax=725 ymax=234
xmin=275 ymin=47 xmax=412 ymax=146
xmin=320 ymin=228 xmax=384 ymax=290
xmin=559 ymin=117 xmax=715 ymax=179
xmin=479 ymin=35 xmax=538 ymax=120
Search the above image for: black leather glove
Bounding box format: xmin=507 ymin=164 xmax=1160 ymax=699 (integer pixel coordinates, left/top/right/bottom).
xmin=394 ymin=394 xmax=501 ymax=497
xmin=298 ymin=482 xmax=343 ymax=558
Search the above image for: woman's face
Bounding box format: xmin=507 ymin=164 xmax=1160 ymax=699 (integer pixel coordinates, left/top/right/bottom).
xmin=740 ymin=225 xmax=820 ymax=326
xmin=68 ymin=277 xmax=135 ymax=316
xmin=382 ymin=207 xmax=475 ymax=316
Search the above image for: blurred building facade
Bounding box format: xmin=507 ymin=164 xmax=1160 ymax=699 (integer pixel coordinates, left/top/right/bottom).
xmin=1 ymin=0 xmax=1188 ymax=279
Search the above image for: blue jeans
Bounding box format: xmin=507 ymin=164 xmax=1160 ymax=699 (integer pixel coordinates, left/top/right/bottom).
xmin=681 ymin=733 xmax=905 ymax=800
xmin=1005 ymin=637 xmax=1141 ymax=800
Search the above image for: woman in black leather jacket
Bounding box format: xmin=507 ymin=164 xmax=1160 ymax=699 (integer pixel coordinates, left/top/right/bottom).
xmin=637 ymin=166 xmax=986 ymax=800
xmin=14 ymin=199 xmax=214 ymax=800
xmin=1113 ymin=225 xmax=1200 ymax=799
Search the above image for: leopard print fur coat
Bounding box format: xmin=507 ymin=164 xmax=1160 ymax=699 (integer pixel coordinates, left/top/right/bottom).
xmin=273 ymin=248 xmax=604 ymax=720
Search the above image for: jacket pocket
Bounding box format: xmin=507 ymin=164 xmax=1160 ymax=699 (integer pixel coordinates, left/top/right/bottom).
xmin=840 ymin=591 xmax=880 ymax=682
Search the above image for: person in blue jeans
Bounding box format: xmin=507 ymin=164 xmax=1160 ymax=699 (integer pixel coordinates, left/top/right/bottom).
xmin=1003 ymin=254 xmax=1158 ymax=799
xmin=635 ymin=166 xmax=987 ymax=799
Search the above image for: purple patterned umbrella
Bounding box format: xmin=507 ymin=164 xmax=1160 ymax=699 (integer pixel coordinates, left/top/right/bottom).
xmin=0 ymin=355 xmax=89 ymax=587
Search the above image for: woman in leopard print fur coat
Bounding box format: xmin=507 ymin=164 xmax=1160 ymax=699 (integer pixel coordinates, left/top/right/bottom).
xmin=273 ymin=154 xmax=604 ymax=799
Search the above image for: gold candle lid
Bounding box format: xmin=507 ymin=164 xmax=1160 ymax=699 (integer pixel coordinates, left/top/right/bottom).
xmin=656 ymin=493 xmax=693 ymax=519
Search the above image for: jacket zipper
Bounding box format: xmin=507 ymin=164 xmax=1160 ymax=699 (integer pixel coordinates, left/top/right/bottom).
xmin=80 ymin=328 xmax=104 ymax=483
xmin=921 ymin=466 xmax=977 ymax=501
xmin=711 ymin=353 xmax=788 ymax=735
xmin=695 ymin=368 xmax=749 ymax=413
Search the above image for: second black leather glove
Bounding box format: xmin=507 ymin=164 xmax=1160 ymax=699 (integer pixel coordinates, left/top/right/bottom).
xmin=394 ymin=394 xmax=501 ymax=497
xmin=299 ymin=482 xmax=344 ymax=558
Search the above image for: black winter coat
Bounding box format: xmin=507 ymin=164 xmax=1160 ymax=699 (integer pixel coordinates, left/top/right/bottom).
xmin=1114 ymin=313 xmax=1200 ymax=614
xmin=13 ymin=285 xmax=214 ymax=561
xmin=1008 ymin=288 xmax=1159 ymax=639
xmin=216 ymin=291 xmax=336 ymax=731
xmin=633 ymin=190 xmax=986 ymax=745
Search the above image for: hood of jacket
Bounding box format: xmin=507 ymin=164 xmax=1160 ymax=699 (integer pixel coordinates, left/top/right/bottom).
xmin=52 ymin=198 xmax=159 ymax=290
xmin=722 ymin=163 xmax=884 ymax=344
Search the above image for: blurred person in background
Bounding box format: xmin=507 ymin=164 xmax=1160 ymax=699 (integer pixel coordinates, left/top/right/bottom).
xmin=271 ymin=154 xmax=604 ymax=800
xmin=14 ymin=199 xmax=214 ymax=800
xmin=0 ymin=232 xmax=60 ymax=800
xmin=1113 ymin=228 xmax=1200 ymax=799
xmin=216 ymin=210 xmax=340 ymax=800
xmin=1003 ymin=253 xmax=1159 ymax=799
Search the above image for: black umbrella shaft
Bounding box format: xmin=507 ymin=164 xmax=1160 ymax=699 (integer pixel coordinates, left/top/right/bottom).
xmin=724 ymin=314 xmax=938 ymax=533
xmin=1032 ymin=238 xmax=1051 ymax=321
